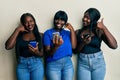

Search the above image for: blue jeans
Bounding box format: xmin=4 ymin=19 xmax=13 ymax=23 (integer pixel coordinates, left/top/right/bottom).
xmin=46 ymin=56 xmax=74 ymax=80
xmin=16 ymin=56 xmax=44 ymax=80
xmin=77 ymin=51 xmax=106 ymax=80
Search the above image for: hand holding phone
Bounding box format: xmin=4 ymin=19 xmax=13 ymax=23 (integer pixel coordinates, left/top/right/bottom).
xmin=52 ymin=32 xmax=60 ymax=40
xmin=83 ymin=34 xmax=90 ymax=39
xmin=29 ymin=41 xmax=37 ymax=48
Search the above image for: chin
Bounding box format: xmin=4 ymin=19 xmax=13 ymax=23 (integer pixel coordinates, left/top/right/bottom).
xmin=83 ymin=24 xmax=86 ymax=27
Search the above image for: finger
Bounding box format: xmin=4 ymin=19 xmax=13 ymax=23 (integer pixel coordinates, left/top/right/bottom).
xmin=53 ymin=39 xmax=55 ymax=44
xmin=36 ymin=42 xmax=38 ymax=46
xmin=23 ymin=27 xmax=29 ymax=32
xmin=81 ymin=35 xmax=84 ymax=39
xmin=101 ymin=18 xmax=104 ymax=23
xmin=59 ymin=36 xmax=63 ymax=43
xmin=20 ymin=26 xmax=29 ymax=32
xmin=35 ymin=42 xmax=39 ymax=48
xmin=55 ymin=35 xmax=59 ymax=44
xmin=65 ymin=23 xmax=70 ymax=27
xmin=28 ymin=45 xmax=34 ymax=51
xmin=28 ymin=44 xmax=34 ymax=49
xmin=65 ymin=23 xmax=68 ymax=26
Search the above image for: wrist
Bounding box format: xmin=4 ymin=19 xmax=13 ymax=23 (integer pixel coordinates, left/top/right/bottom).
xmin=100 ymin=26 xmax=107 ymax=31
xmin=14 ymin=28 xmax=21 ymax=35
xmin=54 ymin=45 xmax=59 ymax=49
xmin=69 ymin=27 xmax=74 ymax=31
xmin=34 ymin=50 xmax=40 ymax=54
xmin=15 ymin=28 xmax=21 ymax=33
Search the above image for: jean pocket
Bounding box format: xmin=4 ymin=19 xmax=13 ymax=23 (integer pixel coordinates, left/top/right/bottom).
xmin=95 ymin=56 xmax=106 ymax=66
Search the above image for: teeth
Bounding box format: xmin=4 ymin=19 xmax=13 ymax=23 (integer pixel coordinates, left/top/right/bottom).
xmin=29 ymin=26 xmax=32 ymax=29
xmin=57 ymin=24 xmax=61 ymax=27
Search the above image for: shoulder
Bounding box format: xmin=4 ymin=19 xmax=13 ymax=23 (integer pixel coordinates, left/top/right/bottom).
xmin=75 ymin=29 xmax=81 ymax=35
xmin=44 ymin=28 xmax=54 ymax=34
xmin=43 ymin=28 xmax=54 ymax=38
xmin=61 ymin=29 xmax=71 ymax=36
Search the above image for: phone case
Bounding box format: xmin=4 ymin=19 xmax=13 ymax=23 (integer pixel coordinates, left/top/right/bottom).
xmin=29 ymin=41 xmax=37 ymax=48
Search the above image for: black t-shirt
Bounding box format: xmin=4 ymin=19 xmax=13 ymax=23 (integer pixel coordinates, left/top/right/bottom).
xmin=77 ymin=29 xmax=102 ymax=54
xmin=15 ymin=33 xmax=41 ymax=57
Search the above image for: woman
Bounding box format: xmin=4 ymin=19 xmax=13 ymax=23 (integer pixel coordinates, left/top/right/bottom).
xmin=5 ymin=13 xmax=44 ymax=80
xmin=43 ymin=10 xmax=76 ymax=80
xmin=74 ymin=8 xmax=118 ymax=80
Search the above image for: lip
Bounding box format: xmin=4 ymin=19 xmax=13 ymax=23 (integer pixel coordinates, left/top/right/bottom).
xmin=56 ymin=24 xmax=61 ymax=27
xmin=27 ymin=26 xmax=34 ymax=30
xmin=55 ymin=23 xmax=63 ymax=28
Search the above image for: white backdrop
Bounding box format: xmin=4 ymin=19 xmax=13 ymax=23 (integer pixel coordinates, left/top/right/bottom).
xmin=0 ymin=0 xmax=120 ymax=80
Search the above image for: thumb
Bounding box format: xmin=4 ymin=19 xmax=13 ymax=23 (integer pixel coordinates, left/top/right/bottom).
xmin=101 ymin=18 xmax=104 ymax=23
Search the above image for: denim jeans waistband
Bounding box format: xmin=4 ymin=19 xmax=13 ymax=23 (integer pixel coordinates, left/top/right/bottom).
xmin=79 ymin=51 xmax=103 ymax=58
xmin=18 ymin=56 xmax=42 ymax=62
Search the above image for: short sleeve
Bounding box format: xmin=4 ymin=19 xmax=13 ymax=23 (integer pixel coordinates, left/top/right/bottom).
xmin=43 ymin=30 xmax=51 ymax=46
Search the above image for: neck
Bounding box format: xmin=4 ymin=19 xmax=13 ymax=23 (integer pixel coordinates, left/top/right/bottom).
xmin=54 ymin=28 xmax=63 ymax=32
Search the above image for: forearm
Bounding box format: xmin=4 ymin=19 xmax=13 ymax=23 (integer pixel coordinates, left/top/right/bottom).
xmin=70 ymin=28 xmax=77 ymax=49
xmin=102 ymin=26 xmax=118 ymax=49
xmin=5 ymin=29 xmax=20 ymax=50
xmin=34 ymin=49 xmax=44 ymax=57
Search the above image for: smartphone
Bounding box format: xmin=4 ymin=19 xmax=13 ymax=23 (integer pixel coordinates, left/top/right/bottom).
xmin=52 ymin=32 xmax=60 ymax=39
xmin=29 ymin=41 xmax=37 ymax=48
xmin=83 ymin=34 xmax=90 ymax=39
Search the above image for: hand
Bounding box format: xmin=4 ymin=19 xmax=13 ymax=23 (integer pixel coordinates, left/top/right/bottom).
xmin=28 ymin=42 xmax=39 ymax=53
xmin=53 ymin=35 xmax=63 ymax=47
xmin=97 ymin=18 xmax=106 ymax=29
xmin=81 ymin=35 xmax=92 ymax=44
xmin=80 ymin=31 xmax=92 ymax=44
xmin=16 ymin=24 xmax=28 ymax=33
xmin=65 ymin=23 xmax=74 ymax=31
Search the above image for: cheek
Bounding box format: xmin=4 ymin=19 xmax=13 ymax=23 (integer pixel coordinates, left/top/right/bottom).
xmin=61 ymin=21 xmax=65 ymax=24
xmin=88 ymin=19 xmax=90 ymax=23
xmin=24 ymin=23 xmax=28 ymax=27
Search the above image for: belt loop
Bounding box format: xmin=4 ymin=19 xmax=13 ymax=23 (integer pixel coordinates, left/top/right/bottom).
xmin=93 ymin=53 xmax=95 ymax=58
xmin=86 ymin=54 xmax=89 ymax=59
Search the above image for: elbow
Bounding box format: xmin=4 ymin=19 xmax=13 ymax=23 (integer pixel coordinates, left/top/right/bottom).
xmin=109 ymin=44 xmax=118 ymax=49
xmin=5 ymin=42 xmax=14 ymax=50
xmin=5 ymin=46 xmax=9 ymax=50
xmin=112 ymin=44 xmax=118 ymax=49
xmin=5 ymin=44 xmax=13 ymax=50
xmin=72 ymin=44 xmax=77 ymax=49
xmin=72 ymin=40 xmax=77 ymax=49
xmin=72 ymin=46 xmax=76 ymax=50
xmin=112 ymin=42 xmax=118 ymax=49
xmin=5 ymin=46 xmax=12 ymax=50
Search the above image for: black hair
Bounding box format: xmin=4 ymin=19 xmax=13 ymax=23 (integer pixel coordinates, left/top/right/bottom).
xmin=54 ymin=10 xmax=68 ymax=25
xmin=84 ymin=8 xmax=101 ymax=35
xmin=20 ymin=13 xmax=42 ymax=48
xmin=85 ymin=8 xmax=101 ymax=24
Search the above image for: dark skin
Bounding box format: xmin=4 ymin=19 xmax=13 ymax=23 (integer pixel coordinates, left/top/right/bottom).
xmin=74 ymin=13 xmax=118 ymax=53
xmin=44 ymin=19 xmax=77 ymax=56
xmin=5 ymin=16 xmax=43 ymax=57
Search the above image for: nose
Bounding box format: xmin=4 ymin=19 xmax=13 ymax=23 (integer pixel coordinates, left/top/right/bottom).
xmin=58 ymin=20 xmax=62 ymax=23
xmin=28 ymin=22 xmax=31 ymax=26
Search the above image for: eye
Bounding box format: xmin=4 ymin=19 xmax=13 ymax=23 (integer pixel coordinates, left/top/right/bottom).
xmin=24 ymin=22 xmax=28 ymax=25
xmin=30 ymin=20 xmax=34 ymax=23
